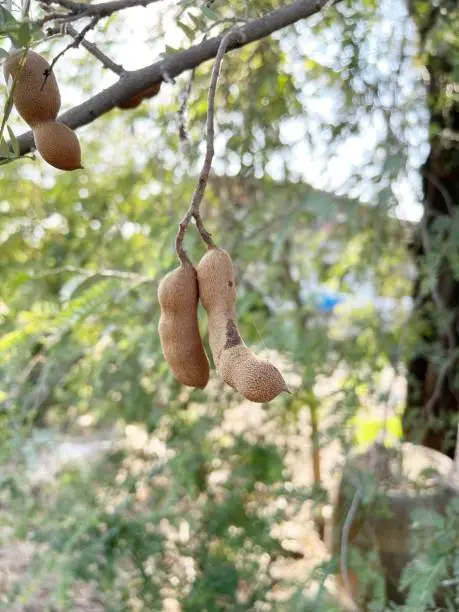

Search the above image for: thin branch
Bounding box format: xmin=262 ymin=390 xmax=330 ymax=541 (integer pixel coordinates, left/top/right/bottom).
xmin=423 ymin=356 xmax=456 ymax=418
xmin=454 ymin=423 xmax=459 ymax=473
xmin=11 ymin=0 xmax=340 ymax=160
xmin=31 ymin=264 xmax=151 ymax=283
xmin=422 ymin=168 xmax=454 ymax=215
xmin=176 ymin=19 xmax=250 ymax=146
xmin=36 ymin=0 xmax=163 ymax=27
xmin=40 ymin=0 xmax=82 ymax=11
xmin=66 ymin=24 xmax=125 ymax=75
xmin=175 ymin=30 xmax=243 ymax=264
xmin=441 ymin=577 xmax=459 ymax=588
xmin=178 ymin=68 xmax=195 ymax=144
xmin=21 ymin=0 xmax=31 ymax=19
xmin=340 ymin=486 xmax=362 ymax=611
xmin=47 ymin=16 xmax=100 ymax=73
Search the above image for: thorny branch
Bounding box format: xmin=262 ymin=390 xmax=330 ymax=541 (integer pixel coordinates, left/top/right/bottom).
xmin=175 ymin=29 xmax=244 ymax=265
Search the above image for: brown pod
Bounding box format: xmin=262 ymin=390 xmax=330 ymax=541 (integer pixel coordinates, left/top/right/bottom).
xmin=158 ymin=261 xmax=210 ymax=389
xmin=3 ymin=50 xmax=61 ymax=126
xmin=117 ymin=92 xmax=144 ymax=110
xmin=117 ymin=82 xmax=161 ymax=110
xmin=197 ymin=248 xmax=287 ymax=403
xmin=33 ymin=121 xmax=83 ymax=171
xmin=141 ymin=82 xmax=161 ymax=100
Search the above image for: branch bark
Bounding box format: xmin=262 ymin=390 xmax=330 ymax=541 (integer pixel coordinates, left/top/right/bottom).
xmin=66 ymin=24 xmax=125 ymax=75
xmin=37 ymin=0 xmax=163 ymax=26
xmin=12 ymin=0 xmax=336 ymax=158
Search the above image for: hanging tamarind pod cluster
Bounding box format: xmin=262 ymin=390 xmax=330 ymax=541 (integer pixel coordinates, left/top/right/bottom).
xmin=158 ymin=246 xmax=288 ymax=402
xmin=157 ymin=31 xmax=288 ymax=403
xmin=3 ymin=50 xmax=82 ymax=170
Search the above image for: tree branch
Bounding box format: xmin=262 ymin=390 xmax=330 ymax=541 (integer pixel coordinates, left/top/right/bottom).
xmin=65 ymin=24 xmax=125 ymax=75
xmin=48 ymin=16 xmax=100 ymax=72
xmin=175 ymin=30 xmax=243 ymax=264
xmin=37 ymin=0 xmax=163 ymax=26
xmin=12 ymin=0 xmax=338 ymax=159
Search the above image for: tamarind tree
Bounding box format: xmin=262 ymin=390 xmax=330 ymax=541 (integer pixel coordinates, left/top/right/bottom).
xmin=402 ymin=0 xmax=459 ymax=458
xmin=1 ymin=0 xmax=458 ymax=608
xmin=0 ymin=0 xmax=336 ymax=158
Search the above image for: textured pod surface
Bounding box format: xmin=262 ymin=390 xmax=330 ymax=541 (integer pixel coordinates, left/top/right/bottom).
xmin=158 ymin=262 xmax=210 ymax=388
xmin=4 ymin=50 xmax=61 ymax=126
xmin=197 ymin=247 xmax=236 ymax=315
xmin=33 ymin=121 xmax=82 ymax=171
xmin=197 ymin=247 xmax=287 ymax=403
xmin=196 ymin=247 xmax=238 ymax=367
xmin=219 ymin=345 xmax=287 ymax=403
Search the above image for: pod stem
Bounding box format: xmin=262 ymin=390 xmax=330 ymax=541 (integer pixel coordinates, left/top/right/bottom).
xmin=175 ymin=29 xmax=245 ymax=264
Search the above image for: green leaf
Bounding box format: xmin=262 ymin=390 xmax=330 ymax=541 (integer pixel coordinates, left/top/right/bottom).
xmin=201 ymin=5 xmax=218 ymax=20
xmin=0 ymin=6 xmax=16 ymax=27
xmin=1 ymin=93 xmax=15 ymax=138
xmin=164 ymin=44 xmax=179 ymax=55
xmin=0 ymin=137 xmax=11 ymax=158
xmin=15 ymin=22 xmax=31 ymax=47
xmin=7 ymin=125 xmax=19 ymax=157
xmin=176 ymin=20 xmax=194 ymax=41
xmin=188 ymin=12 xmax=204 ymax=30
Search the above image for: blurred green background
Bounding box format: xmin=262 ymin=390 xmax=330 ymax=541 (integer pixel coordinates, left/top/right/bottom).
xmin=1 ymin=0 xmax=458 ymax=609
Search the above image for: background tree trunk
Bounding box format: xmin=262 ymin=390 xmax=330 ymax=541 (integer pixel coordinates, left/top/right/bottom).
xmin=403 ymin=2 xmax=459 ymax=457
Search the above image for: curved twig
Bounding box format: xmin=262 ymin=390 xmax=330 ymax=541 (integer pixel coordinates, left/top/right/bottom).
xmin=340 ymin=486 xmax=362 ymax=611
xmin=65 ymin=24 xmax=125 ymax=75
xmin=175 ymin=29 xmax=244 ymax=265
xmin=36 ymin=0 xmax=163 ymax=27
xmin=47 ymin=16 xmax=100 ymax=73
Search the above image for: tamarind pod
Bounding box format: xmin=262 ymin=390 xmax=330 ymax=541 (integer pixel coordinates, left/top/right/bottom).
xmin=197 ymin=247 xmax=287 ymax=402
xmin=158 ymin=261 xmax=210 ymax=389
xmin=4 ymin=50 xmax=61 ymax=126
xmin=117 ymin=93 xmax=143 ymax=110
xmin=117 ymin=83 xmax=161 ymax=110
xmin=33 ymin=121 xmax=83 ymax=171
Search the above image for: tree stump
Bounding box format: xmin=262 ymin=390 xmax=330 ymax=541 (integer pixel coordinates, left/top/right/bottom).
xmin=326 ymin=442 xmax=459 ymax=608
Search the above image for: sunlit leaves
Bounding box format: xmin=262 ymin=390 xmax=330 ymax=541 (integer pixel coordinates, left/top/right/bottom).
xmin=201 ymin=5 xmax=218 ymax=21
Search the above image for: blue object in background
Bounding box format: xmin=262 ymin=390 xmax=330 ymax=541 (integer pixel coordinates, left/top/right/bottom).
xmin=314 ymin=292 xmax=345 ymax=313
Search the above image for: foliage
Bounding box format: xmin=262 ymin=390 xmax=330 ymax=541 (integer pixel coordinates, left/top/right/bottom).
xmin=0 ymin=0 xmax=457 ymax=610
xmin=398 ymin=497 xmax=459 ymax=611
